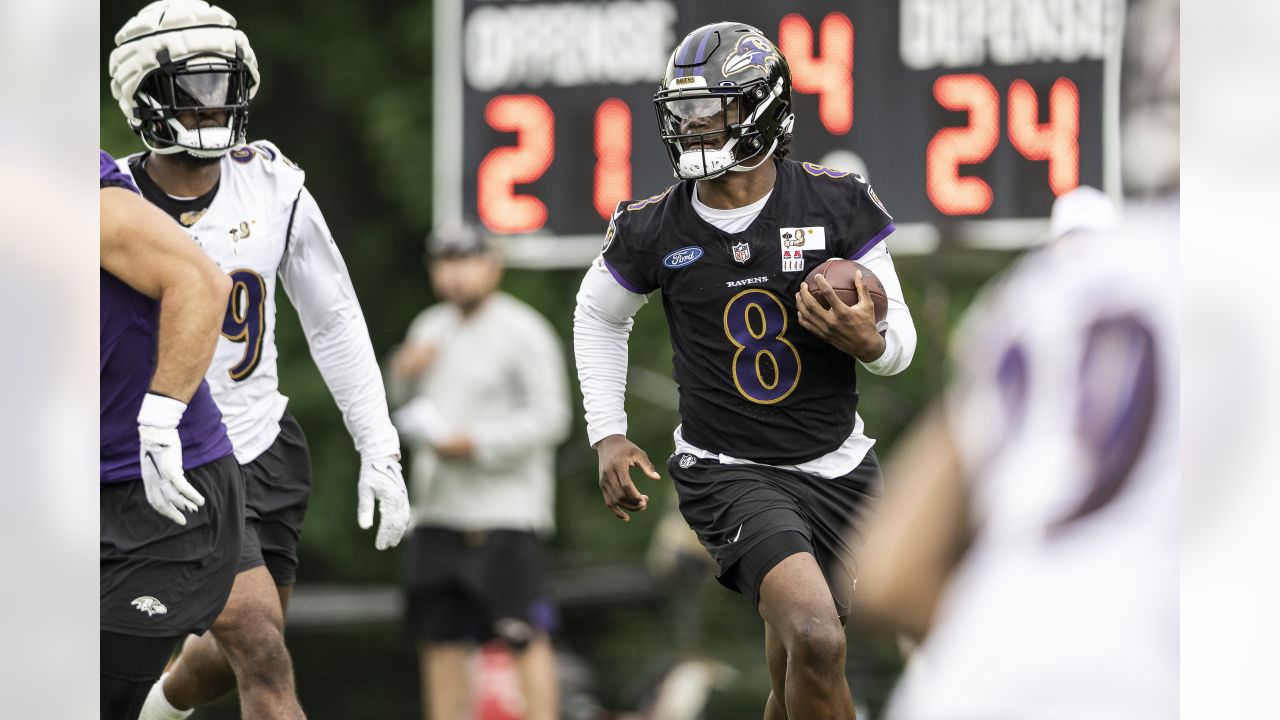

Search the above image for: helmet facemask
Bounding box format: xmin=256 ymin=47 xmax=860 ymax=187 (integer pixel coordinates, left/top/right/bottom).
xmin=134 ymin=49 xmax=253 ymax=158
xmin=654 ymin=23 xmax=795 ymax=181
xmin=656 ymin=79 xmax=789 ymax=181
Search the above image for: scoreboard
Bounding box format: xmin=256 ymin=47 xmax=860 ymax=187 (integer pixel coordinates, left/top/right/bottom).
xmin=434 ymin=0 xmax=1125 ymax=265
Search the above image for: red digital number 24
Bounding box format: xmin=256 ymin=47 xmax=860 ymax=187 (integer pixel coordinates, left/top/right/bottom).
xmin=927 ymin=75 xmax=1080 ymax=216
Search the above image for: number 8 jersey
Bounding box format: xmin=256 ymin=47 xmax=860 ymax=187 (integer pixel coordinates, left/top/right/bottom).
xmin=118 ymin=141 xmax=399 ymax=465
xmin=598 ymin=158 xmax=903 ymax=465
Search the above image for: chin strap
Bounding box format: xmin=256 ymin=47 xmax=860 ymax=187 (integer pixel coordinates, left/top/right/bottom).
xmin=728 ymin=111 xmax=794 ymax=173
xmin=728 ymin=137 xmax=779 ymax=173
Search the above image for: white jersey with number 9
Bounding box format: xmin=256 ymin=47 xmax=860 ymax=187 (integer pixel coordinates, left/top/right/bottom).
xmin=117 ymin=141 xmax=399 ymax=465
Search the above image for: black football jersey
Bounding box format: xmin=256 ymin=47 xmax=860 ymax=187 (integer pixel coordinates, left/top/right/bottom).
xmin=603 ymin=158 xmax=896 ymax=465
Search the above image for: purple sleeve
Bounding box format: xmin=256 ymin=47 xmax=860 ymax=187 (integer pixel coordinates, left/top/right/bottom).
xmin=601 ymin=257 xmax=649 ymax=294
xmin=99 ymin=150 xmax=139 ymax=193
xmin=848 ymin=222 xmax=896 ymax=260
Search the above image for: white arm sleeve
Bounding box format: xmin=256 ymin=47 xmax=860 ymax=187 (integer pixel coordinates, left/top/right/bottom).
xmin=857 ymin=241 xmax=917 ymax=376
xmin=279 ymin=188 xmax=400 ymax=460
xmin=573 ymin=255 xmax=650 ymax=447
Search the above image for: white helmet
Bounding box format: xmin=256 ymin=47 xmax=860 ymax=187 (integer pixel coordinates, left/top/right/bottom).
xmin=108 ymin=0 xmax=260 ymax=158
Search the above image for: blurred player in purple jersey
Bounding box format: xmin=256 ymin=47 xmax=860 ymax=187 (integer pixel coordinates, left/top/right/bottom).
xmin=574 ymin=21 xmax=916 ymax=720
xmin=855 ymin=2 xmax=1179 ymax=717
xmin=100 ymin=149 xmax=241 ymax=720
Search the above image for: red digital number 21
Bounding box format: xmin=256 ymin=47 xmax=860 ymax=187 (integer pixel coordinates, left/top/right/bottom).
xmin=478 ymin=95 xmax=633 ymax=232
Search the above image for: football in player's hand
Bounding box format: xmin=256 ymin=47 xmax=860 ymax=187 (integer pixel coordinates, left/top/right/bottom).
xmin=805 ymin=259 xmax=888 ymax=322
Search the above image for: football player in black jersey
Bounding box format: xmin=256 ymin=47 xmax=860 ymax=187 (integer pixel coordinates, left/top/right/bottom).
xmin=573 ymin=21 xmax=916 ymax=720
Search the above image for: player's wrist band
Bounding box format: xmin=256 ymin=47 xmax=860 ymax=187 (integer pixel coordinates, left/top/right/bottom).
xmin=138 ymin=392 xmax=188 ymax=429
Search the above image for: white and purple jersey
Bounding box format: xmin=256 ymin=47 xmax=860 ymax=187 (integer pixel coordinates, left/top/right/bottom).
xmin=116 ymin=142 xmax=399 ymax=465
xmin=887 ymin=200 xmax=1179 ymax=720
xmin=99 ymin=149 xmax=233 ymax=483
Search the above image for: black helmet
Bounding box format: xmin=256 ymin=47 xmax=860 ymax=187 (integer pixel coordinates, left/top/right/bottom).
xmin=653 ymin=22 xmax=795 ymax=180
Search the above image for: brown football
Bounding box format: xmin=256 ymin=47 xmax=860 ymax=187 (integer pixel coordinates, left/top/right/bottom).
xmin=804 ymin=258 xmax=889 ymax=322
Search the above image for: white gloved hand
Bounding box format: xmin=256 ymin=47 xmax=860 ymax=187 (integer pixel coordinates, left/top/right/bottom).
xmin=357 ymin=456 xmax=410 ymax=550
xmin=137 ymin=393 xmax=205 ymax=526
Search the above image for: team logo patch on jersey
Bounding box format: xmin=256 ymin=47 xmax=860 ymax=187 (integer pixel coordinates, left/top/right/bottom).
xmin=868 ymin=185 xmax=890 ymax=217
xmin=230 ymin=147 xmax=255 ymax=163
xmin=782 ymin=249 xmax=803 ymax=272
xmin=663 ymin=246 xmax=704 ymax=269
xmin=131 ymin=596 xmax=168 ymax=617
xmin=779 ymin=227 xmax=825 ymax=272
xmin=732 ymin=242 xmax=751 ymax=263
xmin=779 ymin=227 xmax=825 ymax=250
xmin=601 ymin=218 xmax=616 ymax=252
xmin=228 ymin=220 xmax=253 ymax=256
xmin=179 ymin=208 xmax=208 ymax=227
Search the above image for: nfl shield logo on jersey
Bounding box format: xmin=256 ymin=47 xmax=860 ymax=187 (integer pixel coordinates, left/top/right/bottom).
xmin=732 ymin=242 xmax=751 ymax=263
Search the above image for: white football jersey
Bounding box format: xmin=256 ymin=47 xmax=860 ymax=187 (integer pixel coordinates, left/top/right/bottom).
xmin=118 ymin=141 xmax=399 ymax=465
xmin=886 ymin=200 xmax=1179 ymax=720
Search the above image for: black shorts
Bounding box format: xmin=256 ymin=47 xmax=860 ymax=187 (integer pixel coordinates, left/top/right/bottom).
xmin=404 ymin=526 xmax=556 ymax=646
xmin=100 ymin=453 xmax=244 ymax=637
xmin=668 ymin=449 xmax=882 ymax=617
xmin=238 ymin=412 xmax=313 ymax=585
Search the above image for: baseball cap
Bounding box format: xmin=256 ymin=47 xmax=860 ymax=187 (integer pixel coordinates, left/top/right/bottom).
xmin=426 ymin=220 xmax=494 ymax=258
